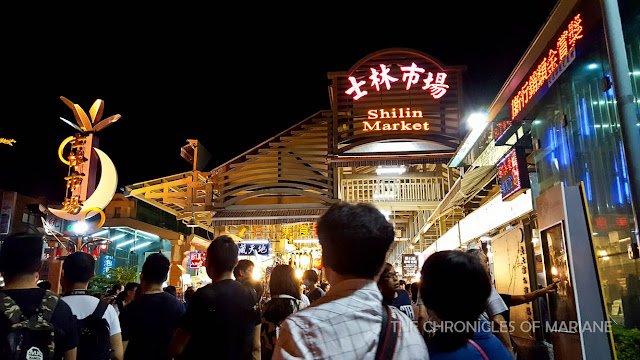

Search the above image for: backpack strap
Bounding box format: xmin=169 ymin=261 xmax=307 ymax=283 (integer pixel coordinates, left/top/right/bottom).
xmin=374 ymin=304 xmax=399 ymax=360
xmin=0 ymin=292 xmax=23 ymax=324
xmin=467 ymin=339 xmax=489 ymax=360
xmin=37 ymin=290 xmax=59 ymax=323
xmin=92 ymin=300 xmax=110 ymax=319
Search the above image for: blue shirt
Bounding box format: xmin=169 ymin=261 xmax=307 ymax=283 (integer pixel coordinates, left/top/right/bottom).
xmin=428 ymin=330 xmax=513 ymax=360
xmin=385 ymin=289 xmax=415 ymax=320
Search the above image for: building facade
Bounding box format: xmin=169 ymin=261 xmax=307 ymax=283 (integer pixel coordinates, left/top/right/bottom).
xmin=425 ymin=0 xmax=640 ymax=359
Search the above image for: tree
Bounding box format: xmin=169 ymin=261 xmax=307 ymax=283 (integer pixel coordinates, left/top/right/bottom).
xmin=88 ymin=266 xmax=138 ymax=294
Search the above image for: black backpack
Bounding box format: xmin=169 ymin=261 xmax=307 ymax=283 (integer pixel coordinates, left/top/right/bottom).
xmin=76 ymin=300 xmax=112 ymax=360
xmin=0 ymin=290 xmax=58 ymax=360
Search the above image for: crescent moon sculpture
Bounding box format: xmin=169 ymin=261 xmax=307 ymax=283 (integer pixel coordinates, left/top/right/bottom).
xmin=49 ymin=148 xmax=118 ymax=221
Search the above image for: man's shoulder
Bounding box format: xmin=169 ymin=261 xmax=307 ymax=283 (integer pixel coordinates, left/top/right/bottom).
xmin=198 ymin=281 xmax=255 ymax=300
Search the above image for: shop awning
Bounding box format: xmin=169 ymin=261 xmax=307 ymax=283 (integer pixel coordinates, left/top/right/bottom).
xmin=417 ymin=165 xmax=497 ymax=236
xmin=210 ymin=208 xmax=327 ymax=226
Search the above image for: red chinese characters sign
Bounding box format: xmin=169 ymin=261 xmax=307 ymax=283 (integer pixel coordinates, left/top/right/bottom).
xmin=511 ymin=14 xmax=583 ymax=120
xmin=497 ymin=148 xmax=531 ymax=200
xmin=189 ymin=252 xmax=206 ymax=269
xmin=345 ymin=62 xmax=449 ymax=101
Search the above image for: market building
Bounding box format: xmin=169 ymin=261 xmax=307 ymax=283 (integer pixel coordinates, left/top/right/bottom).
xmin=125 ymin=48 xmax=467 ymax=287
xmin=421 ymin=0 xmax=640 ymax=359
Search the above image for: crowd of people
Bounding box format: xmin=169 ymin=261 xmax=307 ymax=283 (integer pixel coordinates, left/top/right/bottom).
xmin=0 ymin=202 xmax=560 ymax=359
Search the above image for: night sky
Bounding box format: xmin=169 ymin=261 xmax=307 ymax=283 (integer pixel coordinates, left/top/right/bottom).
xmin=1 ymin=2 xmax=558 ymax=203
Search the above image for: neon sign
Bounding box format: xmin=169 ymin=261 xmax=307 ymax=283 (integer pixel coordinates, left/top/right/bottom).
xmin=497 ymin=148 xmax=530 ymax=200
xmin=346 ymin=62 xmax=449 ymax=100
xmin=363 ymin=121 xmax=430 ymax=132
xmin=362 ymin=108 xmax=429 ymax=132
xmin=511 ymin=14 xmax=583 ymax=120
xmin=493 ymin=119 xmax=513 ymax=143
xmin=367 ymin=108 xmax=423 ymax=120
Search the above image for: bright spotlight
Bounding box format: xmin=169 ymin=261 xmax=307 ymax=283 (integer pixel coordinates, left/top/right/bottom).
xmin=295 ymin=269 xmax=303 ymax=279
xmin=466 ymin=113 xmax=488 ymax=130
xmin=72 ymin=221 xmax=89 ymax=234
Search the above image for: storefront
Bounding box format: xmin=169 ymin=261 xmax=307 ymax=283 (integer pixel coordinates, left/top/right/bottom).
xmin=427 ymin=0 xmax=640 ymax=358
xmin=124 ymin=48 xmax=466 ymax=290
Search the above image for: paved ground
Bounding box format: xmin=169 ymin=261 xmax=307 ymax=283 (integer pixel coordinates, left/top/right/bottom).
xmin=513 ymin=337 xmax=554 ymax=360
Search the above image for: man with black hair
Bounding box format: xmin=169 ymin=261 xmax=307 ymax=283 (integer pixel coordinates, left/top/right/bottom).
xmin=420 ymin=251 xmax=512 ymax=359
xmin=0 ymin=233 xmax=78 ymax=360
xmin=235 ymin=259 xmax=265 ymax=300
xmin=302 ymin=269 xmax=324 ymax=303
xmin=61 ymin=252 xmax=123 ymax=360
xmin=274 ymin=202 xmax=427 ymax=359
xmin=119 ymin=253 xmax=184 ymax=360
xmin=170 ymin=235 xmax=261 ymax=360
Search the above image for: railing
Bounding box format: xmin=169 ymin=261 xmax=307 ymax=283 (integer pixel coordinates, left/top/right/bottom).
xmin=340 ymin=177 xmax=444 ymax=203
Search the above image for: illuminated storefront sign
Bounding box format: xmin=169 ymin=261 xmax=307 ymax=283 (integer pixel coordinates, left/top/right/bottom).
xmin=493 ymin=119 xmax=513 ymax=143
xmin=101 ymin=255 xmax=114 ymax=275
xmin=189 ymin=252 xmax=206 ymax=268
xmin=238 ymin=242 xmax=270 ymax=256
xmin=497 ymin=148 xmax=531 ymax=200
xmin=511 ymin=14 xmax=583 ymax=120
xmin=363 ymin=108 xmax=429 ymax=132
xmin=346 ymin=63 xmax=449 ymax=100
xmin=363 ymin=120 xmax=430 ymax=132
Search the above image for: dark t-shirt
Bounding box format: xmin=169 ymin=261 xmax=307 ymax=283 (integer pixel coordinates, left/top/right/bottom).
xmin=499 ymin=294 xmax=512 ymax=323
xmin=0 ymin=288 xmax=78 ymax=359
xmin=385 ymin=289 xmax=414 ymax=320
xmin=180 ymin=280 xmax=261 ymax=360
xmin=120 ymin=292 xmax=185 ymax=360
xmin=307 ymin=287 xmax=325 ymax=303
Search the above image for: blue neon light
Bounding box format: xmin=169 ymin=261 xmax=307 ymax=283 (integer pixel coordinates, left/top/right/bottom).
xmin=616 ymin=176 xmax=624 ymax=205
xmin=584 ymin=167 xmax=593 ymax=201
xmin=619 ymin=141 xmax=628 ymax=179
xmin=580 ymin=98 xmax=591 ymax=136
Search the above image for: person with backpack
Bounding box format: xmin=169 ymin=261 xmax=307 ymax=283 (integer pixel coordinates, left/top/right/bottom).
xmin=273 ymin=203 xmax=427 ymax=359
xmin=261 ymin=265 xmax=306 ymax=359
xmin=60 ymin=252 xmax=123 ymax=360
xmin=0 ymin=233 xmax=78 ymax=360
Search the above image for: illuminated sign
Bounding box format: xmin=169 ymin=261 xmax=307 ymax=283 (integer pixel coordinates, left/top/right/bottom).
xmin=363 ymin=107 xmax=429 ymax=132
xmin=346 ymin=63 xmax=449 ymax=100
xmin=363 ymin=120 xmax=429 ymax=132
xmin=238 ymin=242 xmax=270 ymax=256
xmin=402 ymin=254 xmax=419 ymax=277
xmin=493 ymin=120 xmax=513 ymax=143
xmin=497 ymin=148 xmax=530 ymax=200
xmin=511 ymin=14 xmax=583 ymax=120
xmin=101 ymin=255 xmax=114 ymax=275
xmin=367 ymin=108 xmax=423 ymax=120
xmin=0 ymin=138 xmax=16 ymax=146
xmin=189 ymin=252 xmax=206 ymax=268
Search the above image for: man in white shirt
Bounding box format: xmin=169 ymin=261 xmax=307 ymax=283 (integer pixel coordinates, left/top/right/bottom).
xmin=274 ymin=202 xmax=428 ymax=359
xmin=61 ymin=252 xmax=124 ymax=360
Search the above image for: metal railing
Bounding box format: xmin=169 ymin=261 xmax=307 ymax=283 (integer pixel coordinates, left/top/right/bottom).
xmin=340 ymin=177 xmax=444 ymax=203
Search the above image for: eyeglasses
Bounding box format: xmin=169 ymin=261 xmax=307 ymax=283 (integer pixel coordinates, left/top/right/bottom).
xmin=383 ymin=272 xmax=399 ymax=280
